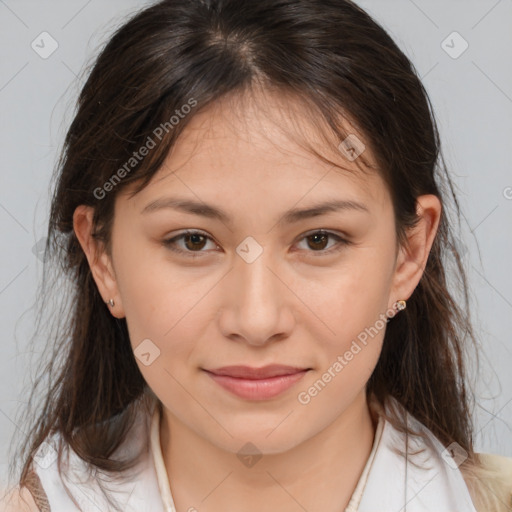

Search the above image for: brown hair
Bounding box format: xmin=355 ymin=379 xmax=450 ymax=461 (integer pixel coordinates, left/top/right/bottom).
xmin=7 ymin=0 xmax=494 ymax=509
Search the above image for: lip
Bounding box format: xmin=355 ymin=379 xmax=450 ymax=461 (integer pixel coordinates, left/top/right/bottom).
xmin=203 ymin=365 xmax=311 ymax=400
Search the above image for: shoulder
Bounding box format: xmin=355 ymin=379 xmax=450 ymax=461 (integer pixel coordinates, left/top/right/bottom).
xmin=1 ymin=399 xmax=159 ymax=512
xmin=477 ymin=452 xmax=512 ymax=479
xmin=0 ymin=465 xmax=52 ymax=512
xmin=0 ymin=485 xmax=41 ymax=512
xmin=468 ymin=452 xmax=512 ymax=512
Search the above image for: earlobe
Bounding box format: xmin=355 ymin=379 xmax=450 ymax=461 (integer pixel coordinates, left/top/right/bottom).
xmin=390 ymin=194 xmax=442 ymax=306
xmin=72 ymin=205 xmax=125 ymax=318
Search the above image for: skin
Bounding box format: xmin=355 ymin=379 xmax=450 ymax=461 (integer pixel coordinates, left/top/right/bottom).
xmin=0 ymin=486 xmax=40 ymax=512
xmin=74 ymin=90 xmax=441 ymax=512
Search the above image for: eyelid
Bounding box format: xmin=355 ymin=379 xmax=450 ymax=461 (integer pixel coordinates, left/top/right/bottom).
xmin=299 ymin=228 xmax=348 ymax=240
xmin=162 ymin=229 xmax=350 ymax=257
xmin=162 ymin=229 xmax=219 ymax=257
xmin=292 ymin=229 xmax=350 ymax=256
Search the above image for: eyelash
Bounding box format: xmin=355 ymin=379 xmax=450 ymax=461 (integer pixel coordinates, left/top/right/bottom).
xmin=162 ymin=229 xmax=350 ymax=258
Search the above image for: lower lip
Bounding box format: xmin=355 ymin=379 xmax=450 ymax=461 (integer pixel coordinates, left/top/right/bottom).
xmin=204 ymin=370 xmax=309 ymax=400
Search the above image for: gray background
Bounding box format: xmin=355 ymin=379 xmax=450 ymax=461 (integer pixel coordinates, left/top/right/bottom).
xmin=1 ymin=0 xmax=511 ymax=488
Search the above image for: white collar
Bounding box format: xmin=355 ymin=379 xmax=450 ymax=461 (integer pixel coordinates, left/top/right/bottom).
xmin=151 ymin=407 xmax=384 ymax=512
xmin=151 ymin=406 xmax=177 ymax=512
xmin=150 ymin=399 xmax=477 ymax=512
xmin=150 ymin=407 xmax=385 ymax=512
xmin=33 ymin=398 xmax=477 ymax=511
xmin=357 ymin=399 xmax=477 ymax=512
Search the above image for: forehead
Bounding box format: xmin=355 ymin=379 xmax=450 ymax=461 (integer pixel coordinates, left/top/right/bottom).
xmin=121 ymin=88 xmax=387 ymax=209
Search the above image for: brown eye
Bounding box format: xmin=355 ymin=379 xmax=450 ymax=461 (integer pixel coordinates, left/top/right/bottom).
xmin=306 ymin=232 xmax=330 ymax=251
xmin=295 ymin=230 xmax=350 ymax=256
xmin=183 ymin=233 xmax=208 ymax=251
xmin=162 ymin=230 xmax=217 ymax=257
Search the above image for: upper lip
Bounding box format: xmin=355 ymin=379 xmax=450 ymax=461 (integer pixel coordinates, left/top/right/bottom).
xmin=204 ymin=365 xmax=310 ymax=379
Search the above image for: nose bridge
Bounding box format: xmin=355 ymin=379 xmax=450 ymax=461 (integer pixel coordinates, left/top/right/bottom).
xmin=220 ymin=241 xmax=294 ymax=345
xmin=238 ymin=245 xmax=276 ymax=304
xmin=235 ymin=234 xmax=277 ymax=298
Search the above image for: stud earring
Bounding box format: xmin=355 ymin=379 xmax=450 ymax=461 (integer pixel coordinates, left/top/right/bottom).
xmin=394 ymin=299 xmax=407 ymax=312
xmin=107 ymin=298 xmax=115 ymax=307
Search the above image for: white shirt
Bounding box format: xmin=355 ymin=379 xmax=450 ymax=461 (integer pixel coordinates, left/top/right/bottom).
xmin=30 ymin=396 xmax=478 ymax=511
xmin=150 ymin=404 xmax=383 ymax=512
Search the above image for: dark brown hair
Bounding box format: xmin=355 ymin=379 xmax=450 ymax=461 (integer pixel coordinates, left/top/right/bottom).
xmin=8 ymin=0 xmax=491 ymax=509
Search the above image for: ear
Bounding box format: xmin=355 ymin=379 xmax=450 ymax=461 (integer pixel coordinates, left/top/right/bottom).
xmin=73 ymin=205 xmax=125 ymax=318
xmin=389 ymin=194 xmax=442 ymax=307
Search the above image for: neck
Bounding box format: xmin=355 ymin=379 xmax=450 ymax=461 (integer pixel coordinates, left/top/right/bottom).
xmin=159 ymin=390 xmax=378 ymax=512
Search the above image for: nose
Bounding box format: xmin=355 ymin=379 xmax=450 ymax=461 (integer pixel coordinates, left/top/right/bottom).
xmin=218 ymin=250 xmax=296 ymax=347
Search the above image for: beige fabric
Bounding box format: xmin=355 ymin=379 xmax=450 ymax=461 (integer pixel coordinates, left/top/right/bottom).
xmin=23 ymin=469 xmax=51 ymax=512
xmin=343 ymin=412 xmax=385 ymax=511
xmin=472 ymin=452 xmax=512 ymax=512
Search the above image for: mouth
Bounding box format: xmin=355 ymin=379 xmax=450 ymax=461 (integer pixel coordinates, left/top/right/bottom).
xmin=202 ymin=365 xmax=312 ymax=400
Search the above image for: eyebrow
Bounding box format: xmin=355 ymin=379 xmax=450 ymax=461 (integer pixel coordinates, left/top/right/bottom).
xmin=141 ymin=197 xmax=369 ymax=225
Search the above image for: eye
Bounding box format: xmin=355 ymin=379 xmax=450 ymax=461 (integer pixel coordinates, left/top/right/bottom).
xmin=162 ymin=230 xmax=219 ymax=257
xmin=294 ymin=230 xmax=350 ymax=256
xmin=162 ymin=229 xmax=350 ymax=259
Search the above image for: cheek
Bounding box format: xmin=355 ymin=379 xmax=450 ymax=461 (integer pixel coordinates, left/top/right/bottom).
xmin=294 ymin=262 xmax=390 ymax=411
xmin=112 ymin=244 xmax=204 ymax=377
xmin=113 ymin=234 xmax=189 ymax=335
xmin=295 ymin=250 xmax=394 ymax=348
xmin=122 ymin=273 xmax=208 ymax=411
xmin=122 ymin=275 xmax=204 ymax=360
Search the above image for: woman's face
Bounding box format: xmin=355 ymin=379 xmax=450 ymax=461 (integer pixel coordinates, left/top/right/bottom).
xmin=79 ymin=93 xmax=435 ymax=455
